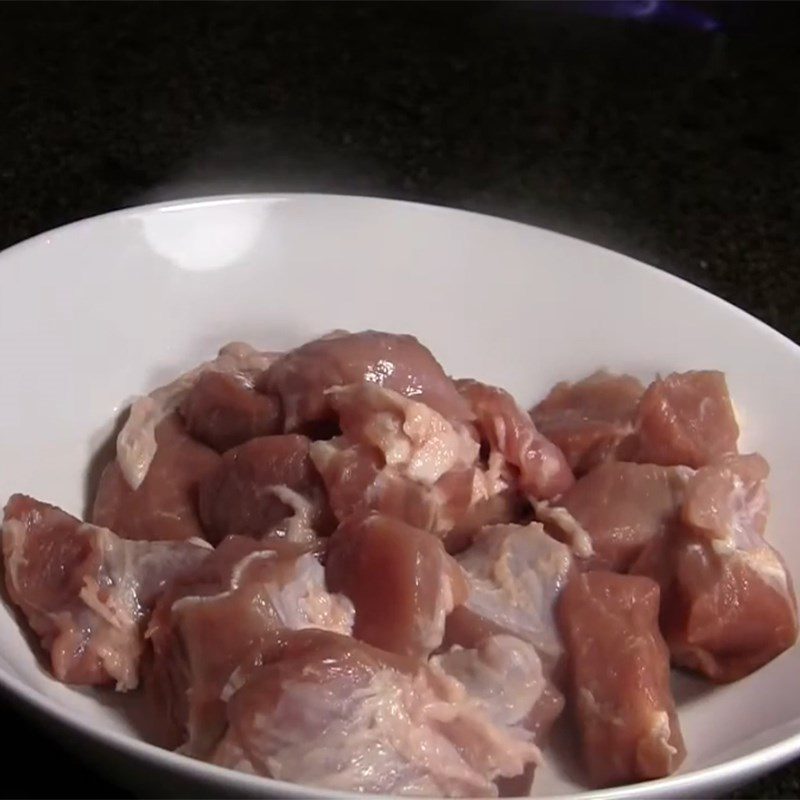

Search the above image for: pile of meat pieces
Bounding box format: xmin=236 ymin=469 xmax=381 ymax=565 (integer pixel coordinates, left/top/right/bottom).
xmin=2 ymin=331 xmax=797 ymax=797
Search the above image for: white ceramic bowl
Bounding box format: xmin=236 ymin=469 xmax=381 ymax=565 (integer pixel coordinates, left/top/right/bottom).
xmin=0 ymin=195 xmax=798 ymax=799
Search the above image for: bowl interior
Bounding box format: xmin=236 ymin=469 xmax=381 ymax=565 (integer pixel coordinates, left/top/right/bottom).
xmin=1 ymin=194 xmax=799 ymax=798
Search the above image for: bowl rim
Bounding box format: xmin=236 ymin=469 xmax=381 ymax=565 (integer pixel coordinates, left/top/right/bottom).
xmin=3 ymin=190 xmax=799 ymax=364
xmin=1 ymin=192 xmax=798 ymax=799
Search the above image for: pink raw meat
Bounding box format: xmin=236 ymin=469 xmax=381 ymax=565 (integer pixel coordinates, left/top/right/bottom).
xmin=210 ymin=629 xmax=539 ymax=797
xmin=531 ymin=371 xmax=644 ymax=475
xmin=632 ymin=454 xmax=797 ymax=682
xmin=311 ymin=439 xmax=510 ymax=553
xmin=93 ymin=413 xmax=221 ymax=541
xmin=180 ymin=371 xmax=282 ymax=452
xmin=3 ymin=494 xmax=210 ymax=690
xmin=445 ymin=522 xmax=574 ymax=669
xmin=457 ymin=379 xmax=574 ymax=500
xmin=543 ymin=461 xmax=692 ymax=571
xmin=259 ymin=330 xmax=473 ymax=431
xmin=634 ymin=370 xmax=739 ymax=468
xmin=198 ymin=434 xmax=334 ymax=545
xmin=558 ymin=570 xmax=686 ymax=787
xmin=146 ymin=536 xmax=354 ymax=756
xmin=326 ymin=512 xmax=468 ymax=658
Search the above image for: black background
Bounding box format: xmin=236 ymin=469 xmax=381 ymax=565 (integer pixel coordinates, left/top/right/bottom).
xmin=1 ymin=2 xmax=798 ymax=797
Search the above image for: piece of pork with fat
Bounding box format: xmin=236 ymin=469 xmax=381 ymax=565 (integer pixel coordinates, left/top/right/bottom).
xmin=3 ymin=494 xmax=210 ymax=690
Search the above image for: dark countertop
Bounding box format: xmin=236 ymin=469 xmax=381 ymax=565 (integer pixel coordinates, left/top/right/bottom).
xmin=0 ymin=2 xmax=798 ymax=798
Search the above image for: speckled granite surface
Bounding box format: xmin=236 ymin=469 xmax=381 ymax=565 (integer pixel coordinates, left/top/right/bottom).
xmin=0 ymin=2 xmax=798 ymax=798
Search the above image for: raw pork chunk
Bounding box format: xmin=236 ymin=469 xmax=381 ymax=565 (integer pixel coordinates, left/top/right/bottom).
xmin=632 ymin=454 xmax=797 ymax=681
xmin=114 ymin=341 xmax=278 ymax=489
xmin=311 ymin=384 xmax=518 ymax=552
xmin=457 ymin=379 xmax=574 ymax=499
xmin=532 ymin=369 xmax=739 ymax=472
xmin=180 ymin=370 xmax=282 ymax=452
xmin=327 ymin=383 xmax=479 ymax=485
xmin=434 ymin=633 xmax=564 ymax=752
xmin=326 ymin=512 xmax=468 ymax=658
xmin=446 ymin=522 xmax=573 ymax=665
xmin=93 ymin=413 xmax=220 ymax=541
xmin=3 ymin=494 xmax=210 ymax=690
xmin=635 ymin=370 xmax=739 ymax=467
xmin=146 ymin=536 xmax=354 ymax=755
xmin=558 ymin=571 xmax=686 ymax=787
xmin=198 ymin=434 xmax=334 ymax=544
xmin=259 ymin=330 xmax=473 ymax=431
xmin=210 ymin=629 xmax=540 ymax=797
xmin=542 ymin=462 xmax=691 ymax=571
xmin=530 ymin=371 xmax=644 ymax=475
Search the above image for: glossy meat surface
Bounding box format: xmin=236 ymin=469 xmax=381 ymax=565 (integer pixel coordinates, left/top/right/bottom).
xmin=457 ymin=379 xmax=574 ymax=500
xmin=210 ymin=630 xmax=539 ymax=797
xmin=634 ymin=370 xmax=739 ymax=468
xmin=180 ymin=371 xmax=282 ymax=452
xmin=544 ymin=462 xmax=692 ymax=571
xmin=632 ymin=454 xmax=797 ymax=681
xmin=5 ymin=328 xmax=797 ymax=796
xmin=531 ymin=370 xmax=644 ymax=475
xmin=558 ymin=571 xmax=686 ymax=787
xmin=146 ymin=536 xmax=354 ymax=755
xmin=260 ymin=330 xmax=473 ymax=431
xmin=327 ymin=512 xmax=468 ymax=657
xmin=3 ymin=494 xmax=210 ymax=689
xmin=198 ymin=434 xmax=334 ymax=544
xmin=93 ymin=414 xmax=221 ymax=541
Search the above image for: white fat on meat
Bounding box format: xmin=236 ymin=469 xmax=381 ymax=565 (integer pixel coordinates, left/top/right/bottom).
xmin=431 ymin=635 xmax=545 ymax=730
xmin=734 ymin=548 xmax=793 ymax=595
xmin=173 ymin=550 xmax=355 ymax=637
xmin=214 ymin=645 xmax=539 ymax=796
xmin=3 ymin=517 xmax=149 ymax=691
xmin=682 ymin=454 xmax=791 ymax=593
xmin=533 ymin=500 xmax=595 ymax=559
xmin=265 ymin=486 xmax=319 ymax=544
xmin=77 ymin=529 xmax=212 ymax=689
xmin=470 ymin=451 xmax=510 ymax=506
xmin=456 ymin=523 xmax=573 ymax=662
xmin=647 ymin=710 xmax=680 ymax=759
xmin=707 ymin=471 xmax=768 ymax=556
xmin=417 ymin=559 xmax=458 ymax=656
xmin=265 ymin=552 xmax=355 ymax=633
xmin=221 ymin=673 xmax=489 ymax=795
xmin=327 ymin=383 xmax=479 ymax=485
xmin=117 ymin=342 xmax=279 ymax=489
xmin=2 ymin=496 xmax=211 ymax=691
